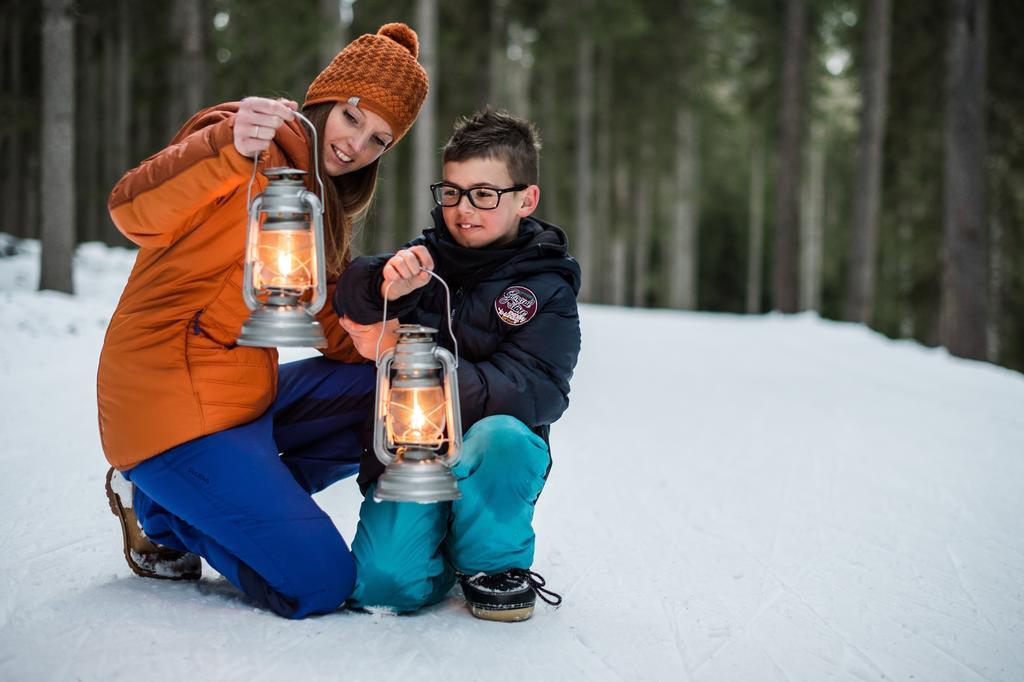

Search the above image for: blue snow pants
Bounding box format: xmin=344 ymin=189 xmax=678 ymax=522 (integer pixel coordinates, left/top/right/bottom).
xmin=349 ymin=415 xmax=551 ymax=613
xmin=124 ymin=357 xmax=375 ymax=620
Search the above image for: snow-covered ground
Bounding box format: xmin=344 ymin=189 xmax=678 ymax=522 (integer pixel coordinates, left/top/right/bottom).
xmin=1 ymin=238 xmax=1022 ymax=681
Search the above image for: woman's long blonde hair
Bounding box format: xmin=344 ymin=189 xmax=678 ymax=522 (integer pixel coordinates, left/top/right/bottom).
xmin=302 ymin=101 xmax=381 ymax=277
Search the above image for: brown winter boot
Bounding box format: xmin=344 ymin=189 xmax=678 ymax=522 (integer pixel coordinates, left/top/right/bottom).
xmin=105 ymin=467 xmax=201 ymax=581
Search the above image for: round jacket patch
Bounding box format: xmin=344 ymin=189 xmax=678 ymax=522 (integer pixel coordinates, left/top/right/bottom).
xmin=495 ymin=285 xmax=538 ymax=326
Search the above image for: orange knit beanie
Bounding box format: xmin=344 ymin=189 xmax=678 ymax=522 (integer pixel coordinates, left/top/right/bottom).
xmin=304 ymin=22 xmax=429 ymax=147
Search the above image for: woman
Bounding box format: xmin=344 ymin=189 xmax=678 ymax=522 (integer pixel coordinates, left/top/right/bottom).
xmin=98 ymin=23 xmax=428 ymax=619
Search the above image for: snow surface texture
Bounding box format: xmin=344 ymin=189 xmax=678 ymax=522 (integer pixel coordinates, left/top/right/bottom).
xmin=1 ymin=239 xmax=1022 ymax=681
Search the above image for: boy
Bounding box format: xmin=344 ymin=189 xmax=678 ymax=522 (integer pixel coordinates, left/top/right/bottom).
xmin=334 ymin=108 xmax=581 ymax=621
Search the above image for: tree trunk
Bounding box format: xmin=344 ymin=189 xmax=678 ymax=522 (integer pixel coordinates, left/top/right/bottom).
xmin=746 ymin=136 xmax=766 ymax=314
xmin=574 ymin=23 xmax=594 ymax=302
xmin=178 ymin=0 xmax=205 ymax=118
xmin=506 ymin=21 xmax=533 ymax=120
xmin=843 ymin=0 xmax=892 ymax=323
xmin=375 ymin=165 xmax=397 ymax=254
xmin=39 ymin=0 xmax=75 ymax=293
xmin=772 ymin=0 xmax=805 ymax=313
xmin=987 ymin=213 xmax=1001 ymax=362
xmin=631 ymin=160 xmax=653 ymax=308
xmin=670 ymin=107 xmax=699 ymax=310
xmin=898 ymin=220 xmax=914 ymax=338
xmin=319 ymin=0 xmax=346 ymax=68
xmin=78 ymin=22 xmax=99 ymax=243
xmin=411 ymin=0 xmax=437 ymax=237
xmin=5 ymin=6 xmax=25 ymax=237
xmin=800 ymin=121 xmax=825 ymax=312
xmin=941 ymin=0 xmax=989 ymax=360
xmin=110 ymin=0 xmax=132 ymax=243
xmin=537 ymin=64 xmax=561 ymax=227
xmin=488 ymin=0 xmax=508 ymax=107
xmin=610 ymin=235 xmax=627 ymax=307
xmin=614 ymin=160 xmax=630 ymax=299
xmin=593 ymin=44 xmax=612 ymax=302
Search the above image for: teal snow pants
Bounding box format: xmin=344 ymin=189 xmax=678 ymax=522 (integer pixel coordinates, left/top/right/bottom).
xmin=348 ymin=415 xmax=551 ymax=612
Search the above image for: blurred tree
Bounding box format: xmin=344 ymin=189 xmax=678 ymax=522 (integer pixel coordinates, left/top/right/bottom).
xmin=772 ymin=0 xmax=807 ymax=313
xmin=39 ymin=0 xmax=75 ymax=293
xmin=668 ymin=1 xmax=701 ymax=311
xmin=318 ymin=0 xmax=348 ymax=68
xmin=8 ymin=0 xmax=1023 ymax=373
xmin=574 ymin=4 xmax=595 ymax=303
xmin=987 ymin=0 xmax=1024 ymax=371
xmin=941 ymin=0 xmax=989 ymax=360
xmin=843 ymin=0 xmax=892 ymax=324
xmin=175 ymin=0 xmax=207 ymax=119
xmin=2 ymin=1 xmax=40 ymax=242
xmin=746 ymin=139 xmax=766 ymax=313
xmin=411 ymin=0 xmax=438 ymax=237
xmin=800 ymin=120 xmax=825 ymax=312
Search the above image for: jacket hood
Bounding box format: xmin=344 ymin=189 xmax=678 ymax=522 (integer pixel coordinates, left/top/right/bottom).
xmin=425 ymin=206 xmax=582 ymax=295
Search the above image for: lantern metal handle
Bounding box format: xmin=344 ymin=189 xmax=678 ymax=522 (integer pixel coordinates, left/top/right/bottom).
xmin=301 ymin=189 xmax=327 ymax=315
xmin=240 ymin=108 xmax=327 ymax=317
xmin=372 ymin=347 xmax=398 ymax=466
xmin=241 ymin=195 xmax=263 ymax=312
xmin=244 ymin=109 xmax=325 ymax=215
xmin=434 ymin=345 xmax=462 ymax=467
xmin=377 ymin=271 xmax=459 ymax=367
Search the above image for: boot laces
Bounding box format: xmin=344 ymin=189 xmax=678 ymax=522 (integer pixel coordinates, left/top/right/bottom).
xmin=510 ymin=569 xmax=563 ymax=607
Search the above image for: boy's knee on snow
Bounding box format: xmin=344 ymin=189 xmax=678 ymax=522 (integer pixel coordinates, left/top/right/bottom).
xmin=351 ymin=557 xmax=436 ymax=613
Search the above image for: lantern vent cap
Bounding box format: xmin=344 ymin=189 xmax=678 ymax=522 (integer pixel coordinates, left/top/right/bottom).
xmin=263 ymin=167 xmax=307 ymax=183
xmin=397 ymin=324 xmax=439 ymax=338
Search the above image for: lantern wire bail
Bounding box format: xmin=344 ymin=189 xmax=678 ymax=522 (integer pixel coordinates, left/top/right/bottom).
xmin=244 ymin=110 xmax=326 ymax=216
xmin=377 ymin=272 xmax=459 ymax=367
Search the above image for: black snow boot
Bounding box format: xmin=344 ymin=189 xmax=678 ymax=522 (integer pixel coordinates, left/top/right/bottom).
xmin=458 ymin=569 xmax=562 ymax=622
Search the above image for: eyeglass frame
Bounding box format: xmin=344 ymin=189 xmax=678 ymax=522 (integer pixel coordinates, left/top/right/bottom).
xmin=429 ymin=181 xmax=529 ymax=210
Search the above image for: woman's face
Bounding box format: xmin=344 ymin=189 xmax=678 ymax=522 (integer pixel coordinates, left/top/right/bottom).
xmin=321 ymin=101 xmax=394 ymax=177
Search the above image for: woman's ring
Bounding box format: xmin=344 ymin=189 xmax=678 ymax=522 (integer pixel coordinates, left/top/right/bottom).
xmin=254 ymin=125 xmax=262 ymax=138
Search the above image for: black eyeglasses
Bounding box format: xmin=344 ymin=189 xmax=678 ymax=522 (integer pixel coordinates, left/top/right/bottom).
xmin=430 ymin=182 xmax=528 ymax=210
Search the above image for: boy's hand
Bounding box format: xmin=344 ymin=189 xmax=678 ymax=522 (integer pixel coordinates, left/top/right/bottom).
xmin=340 ymin=316 xmax=400 ymax=360
xmin=381 ymin=246 xmax=434 ymax=301
xmin=233 ymin=96 xmax=298 ymax=159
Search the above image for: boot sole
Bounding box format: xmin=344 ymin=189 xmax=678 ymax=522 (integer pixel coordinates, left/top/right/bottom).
xmin=105 ymin=468 xmax=200 ymax=582
xmin=468 ymin=604 xmax=535 ymax=622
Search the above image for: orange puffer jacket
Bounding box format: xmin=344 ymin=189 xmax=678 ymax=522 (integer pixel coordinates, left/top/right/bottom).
xmin=98 ymin=102 xmax=364 ymax=470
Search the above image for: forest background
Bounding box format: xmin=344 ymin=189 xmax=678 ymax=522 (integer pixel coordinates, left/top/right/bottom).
xmin=4 ymin=0 xmax=1021 ymax=372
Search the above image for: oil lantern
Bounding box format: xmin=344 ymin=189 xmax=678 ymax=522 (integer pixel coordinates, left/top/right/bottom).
xmin=237 ymin=166 xmax=327 ymax=348
xmin=373 ymin=324 xmax=463 ymax=503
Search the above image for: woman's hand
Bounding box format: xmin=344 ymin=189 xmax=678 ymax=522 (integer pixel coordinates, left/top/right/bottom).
xmin=233 ymin=97 xmax=298 ymax=158
xmin=380 ymin=246 xmax=435 ymax=301
xmin=340 ymin=316 xmax=400 ymax=360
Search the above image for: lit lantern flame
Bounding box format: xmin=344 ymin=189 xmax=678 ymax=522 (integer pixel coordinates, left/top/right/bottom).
xmin=256 ymin=230 xmax=312 ymax=291
xmin=277 ymin=235 xmax=293 ymax=277
xmin=387 ymin=386 xmax=446 ymax=447
xmin=411 ymin=395 xmax=425 ymax=428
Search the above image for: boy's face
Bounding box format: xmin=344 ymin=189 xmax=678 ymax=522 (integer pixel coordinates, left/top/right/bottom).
xmin=440 ymin=157 xmax=539 ymax=249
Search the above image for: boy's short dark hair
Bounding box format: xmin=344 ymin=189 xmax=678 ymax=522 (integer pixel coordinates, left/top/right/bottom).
xmin=442 ymin=108 xmax=541 ymax=186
